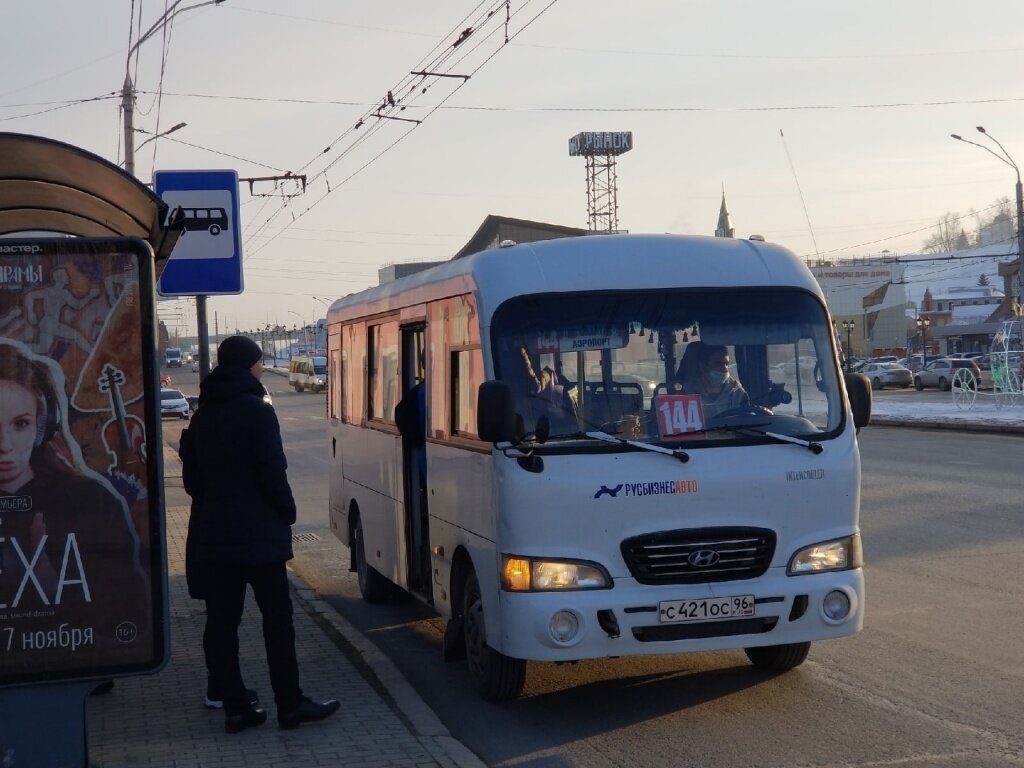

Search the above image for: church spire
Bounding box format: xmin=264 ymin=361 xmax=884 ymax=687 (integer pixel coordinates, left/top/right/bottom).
xmin=715 ymin=186 xmax=734 ymax=238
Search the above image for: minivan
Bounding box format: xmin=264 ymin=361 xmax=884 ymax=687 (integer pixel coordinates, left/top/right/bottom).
xmin=289 ymin=355 xmax=327 ymax=393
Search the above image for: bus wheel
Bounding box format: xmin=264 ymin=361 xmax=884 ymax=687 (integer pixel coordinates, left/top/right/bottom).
xmin=461 ymin=570 xmax=526 ymax=700
xmin=744 ymin=641 xmax=811 ymax=671
xmin=353 ymin=516 xmax=390 ymax=603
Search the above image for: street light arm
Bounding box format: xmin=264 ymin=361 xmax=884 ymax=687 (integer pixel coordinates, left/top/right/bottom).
xmin=133 ymin=122 xmax=187 ymax=152
xmin=976 ymin=126 xmax=1021 ymax=180
xmin=126 ymin=0 xmax=225 ymax=67
xmin=951 ymin=134 xmax=1018 ymax=177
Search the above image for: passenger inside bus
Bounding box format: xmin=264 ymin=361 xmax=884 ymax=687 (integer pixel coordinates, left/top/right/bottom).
xmin=514 ymin=346 xmax=577 ymax=432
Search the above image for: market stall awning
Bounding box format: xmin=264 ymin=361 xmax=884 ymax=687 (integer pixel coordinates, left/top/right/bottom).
xmin=0 ymin=133 xmax=181 ymax=273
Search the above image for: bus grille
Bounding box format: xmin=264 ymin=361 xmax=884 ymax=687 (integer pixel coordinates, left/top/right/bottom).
xmin=621 ymin=527 xmax=776 ymax=585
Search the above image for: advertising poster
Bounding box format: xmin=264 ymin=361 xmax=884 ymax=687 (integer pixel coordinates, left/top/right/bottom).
xmin=0 ymin=238 xmax=164 ymax=685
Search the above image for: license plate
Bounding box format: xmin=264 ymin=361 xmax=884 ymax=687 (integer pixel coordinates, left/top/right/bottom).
xmin=658 ymin=595 xmax=755 ymax=623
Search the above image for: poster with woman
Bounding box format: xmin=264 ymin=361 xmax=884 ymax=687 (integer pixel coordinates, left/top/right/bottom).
xmin=0 ymin=238 xmax=164 ymax=685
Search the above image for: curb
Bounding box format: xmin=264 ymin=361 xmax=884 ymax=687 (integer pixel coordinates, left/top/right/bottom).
xmin=869 ymin=416 xmax=1024 ymax=435
xmin=287 ymin=573 xmax=487 ymax=768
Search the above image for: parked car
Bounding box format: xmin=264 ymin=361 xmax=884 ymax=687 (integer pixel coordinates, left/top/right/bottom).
xmin=860 ymin=362 xmax=912 ymax=389
xmin=160 ymin=388 xmax=190 ymax=419
xmin=905 ymin=354 xmax=942 ymax=373
xmin=913 ymin=358 xmax=981 ymax=391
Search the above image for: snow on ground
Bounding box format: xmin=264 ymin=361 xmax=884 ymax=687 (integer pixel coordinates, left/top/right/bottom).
xmin=871 ymin=394 xmax=1024 ymax=428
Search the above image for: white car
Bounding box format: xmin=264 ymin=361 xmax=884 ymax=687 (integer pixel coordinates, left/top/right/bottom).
xmin=160 ymin=388 xmax=190 ymax=419
xmin=860 ymin=362 xmax=912 ymax=390
xmin=191 ymin=360 xmax=200 ymax=372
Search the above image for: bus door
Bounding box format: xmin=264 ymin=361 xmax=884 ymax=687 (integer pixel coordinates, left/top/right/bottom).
xmin=396 ymin=324 xmax=431 ymax=599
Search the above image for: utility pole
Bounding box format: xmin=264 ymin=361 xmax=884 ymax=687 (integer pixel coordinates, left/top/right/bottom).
xmin=122 ymin=0 xmax=225 ymax=378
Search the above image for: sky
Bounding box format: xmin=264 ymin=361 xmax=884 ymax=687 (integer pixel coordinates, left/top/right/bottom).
xmin=4 ymin=0 xmax=1024 ymax=337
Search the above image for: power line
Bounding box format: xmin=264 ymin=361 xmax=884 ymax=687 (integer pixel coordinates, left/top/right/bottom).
xmin=245 ymin=0 xmax=559 ymax=259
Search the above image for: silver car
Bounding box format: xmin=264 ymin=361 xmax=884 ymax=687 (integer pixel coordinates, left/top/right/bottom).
xmin=913 ymin=358 xmax=981 ymax=391
xmin=860 ymin=362 xmax=912 ymax=390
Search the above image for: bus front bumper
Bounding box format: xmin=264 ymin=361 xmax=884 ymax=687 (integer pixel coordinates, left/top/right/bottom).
xmin=494 ymin=569 xmax=863 ymax=662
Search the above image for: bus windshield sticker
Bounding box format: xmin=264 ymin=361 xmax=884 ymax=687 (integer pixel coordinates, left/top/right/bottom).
xmin=653 ymin=394 xmax=706 ymax=440
xmin=536 ymin=324 xmax=627 ymax=354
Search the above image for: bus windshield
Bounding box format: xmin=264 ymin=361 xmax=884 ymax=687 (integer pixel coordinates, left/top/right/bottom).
xmin=491 ymin=288 xmax=843 ymax=446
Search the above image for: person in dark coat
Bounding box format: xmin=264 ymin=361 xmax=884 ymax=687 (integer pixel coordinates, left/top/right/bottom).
xmin=179 ymin=335 xmax=339 ymax=734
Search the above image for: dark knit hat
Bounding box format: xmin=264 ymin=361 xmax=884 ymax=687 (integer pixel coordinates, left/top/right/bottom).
xmin=217 ymin=335 xmax=263 ymax=369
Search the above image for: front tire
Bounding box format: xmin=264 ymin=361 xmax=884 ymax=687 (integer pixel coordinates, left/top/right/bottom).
xmin=744 ymin=641 xmax=811 ymax=671
xmin=914 ymin=377 xmax=923 ymax=391
xmin=871 ymin=377 xmax=881 ymax=390
xmin=462 ymin=570 xmax=526 ymax=700
xmin=353 ymin=515 xmax=390 ymax=603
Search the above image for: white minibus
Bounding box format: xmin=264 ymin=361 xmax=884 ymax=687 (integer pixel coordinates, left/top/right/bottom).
xmin=326 ymin=234 xmax=871 ymax=700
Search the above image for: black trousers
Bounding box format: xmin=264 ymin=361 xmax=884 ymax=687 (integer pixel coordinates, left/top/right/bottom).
xmin=203 ymin=560 xmax=302 ymax=714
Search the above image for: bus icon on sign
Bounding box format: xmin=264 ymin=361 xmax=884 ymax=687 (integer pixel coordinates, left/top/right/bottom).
xmin=180 ymin=207 xmax=229 ymax=236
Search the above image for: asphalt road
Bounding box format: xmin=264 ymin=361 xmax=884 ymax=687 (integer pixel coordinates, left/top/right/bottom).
xmin=164 ymin=370 xmax=1024 ymax=767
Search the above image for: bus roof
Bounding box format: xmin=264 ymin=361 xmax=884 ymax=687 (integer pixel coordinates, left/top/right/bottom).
xmin=327 ymin=234 xmax=822 ymax=324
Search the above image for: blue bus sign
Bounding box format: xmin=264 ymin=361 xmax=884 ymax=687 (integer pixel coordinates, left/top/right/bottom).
xmin=155 ymin=169 xmax=243 ymax=296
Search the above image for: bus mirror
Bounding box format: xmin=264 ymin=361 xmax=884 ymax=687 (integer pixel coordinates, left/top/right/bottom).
xmin=844 ymin=373 xmax=872 ymax=429
xmin=478 ymin=381 xmax=516 ymax=442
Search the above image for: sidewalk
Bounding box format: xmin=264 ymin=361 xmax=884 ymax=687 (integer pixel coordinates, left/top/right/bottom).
xmin=85 ymin=447 xmax=484 ymax=768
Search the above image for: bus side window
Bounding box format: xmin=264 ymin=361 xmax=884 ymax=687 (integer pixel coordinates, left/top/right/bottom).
xmin=451 ymin=348 xmax=483 ymax=437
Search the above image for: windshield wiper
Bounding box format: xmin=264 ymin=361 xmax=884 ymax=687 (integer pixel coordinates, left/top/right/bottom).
xmin=711 ymin=422 xmax=823 ymax=454
xmin=583 ymin=431 xmax=690 ymax=463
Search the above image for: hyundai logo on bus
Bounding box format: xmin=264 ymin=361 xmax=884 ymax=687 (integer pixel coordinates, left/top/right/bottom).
xmin=688 ymin=550 xmax=721 ymax=568
xmin=568 ymin=131 xmax=633 ymax=157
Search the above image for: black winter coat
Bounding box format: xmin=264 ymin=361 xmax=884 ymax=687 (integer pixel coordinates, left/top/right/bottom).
xmin=180 ymin=366 xmax=296 ymax=567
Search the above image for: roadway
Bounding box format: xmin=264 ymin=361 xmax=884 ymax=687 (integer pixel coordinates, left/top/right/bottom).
xmin=161 ymin=370 xmax=1024 ymax=767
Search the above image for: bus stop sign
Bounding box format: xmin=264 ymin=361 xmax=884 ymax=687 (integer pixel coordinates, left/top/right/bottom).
xmin=155 ymin=169 xmax=243 ymax=296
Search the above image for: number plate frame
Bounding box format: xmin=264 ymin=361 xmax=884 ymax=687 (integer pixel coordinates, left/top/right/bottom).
xmin=658 ymin=595 xmax=755 ymax=624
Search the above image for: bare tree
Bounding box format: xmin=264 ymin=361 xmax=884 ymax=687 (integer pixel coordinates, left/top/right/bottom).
xmin=922 ymin=212 xmax=969 ymax=253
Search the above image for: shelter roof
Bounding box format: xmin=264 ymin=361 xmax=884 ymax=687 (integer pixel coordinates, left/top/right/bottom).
xmin=0 ymin=133 xmax=180 ymax=272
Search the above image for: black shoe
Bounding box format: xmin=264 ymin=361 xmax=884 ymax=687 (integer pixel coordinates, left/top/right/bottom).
xmin=205 ymin=686 xmax=259 ymax=710
xmin=277 ymin=697 xmax=340 ymax=730
xmin=224 ymin=706 xmax=267 ymax=734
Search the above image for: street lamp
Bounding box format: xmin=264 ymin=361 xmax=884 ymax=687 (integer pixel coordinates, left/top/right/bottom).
xmin=951 ymin=126 xmax=1024 ymax=305
xmin=132 ymin=122 xmax=187 ymax=154
xmin=916 ymin=316 xmax=931 ymax=370
xmin=841 ymin=320 xmax=856 ymax=371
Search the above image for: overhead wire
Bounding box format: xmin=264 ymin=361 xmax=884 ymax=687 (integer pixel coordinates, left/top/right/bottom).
xmin=245 ymin=0 xmax=558 ymax=259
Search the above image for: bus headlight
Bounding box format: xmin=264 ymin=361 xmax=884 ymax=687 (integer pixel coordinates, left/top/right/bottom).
xmin=787 ymin=534 xmax=863 ymax=575
xmin=501 ymin=556 xmax=611 ymax=591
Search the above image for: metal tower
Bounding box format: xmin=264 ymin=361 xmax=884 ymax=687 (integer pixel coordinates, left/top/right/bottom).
xmin=568 ymin=132 xmax=633 ymax=233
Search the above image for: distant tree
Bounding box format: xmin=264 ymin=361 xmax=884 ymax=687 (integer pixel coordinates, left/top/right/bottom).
xmin=977 ymin=273 xmax=990 ymax=287
xmin=922 ymin=212 xmax=969 ymax=253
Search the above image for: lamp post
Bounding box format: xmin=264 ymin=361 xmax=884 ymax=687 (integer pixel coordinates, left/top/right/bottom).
xmin=122 ymin=0 xmax=225 ymax=175
xmin=841 ymin=320 xmax=855 ymax=371
xmin=951 ymin=126 xmax=1024 ymax=306
xmin=286 ymin=311 xmax=307 ymax=351
xmin=916 ymin=315 xmax=931 ymax=370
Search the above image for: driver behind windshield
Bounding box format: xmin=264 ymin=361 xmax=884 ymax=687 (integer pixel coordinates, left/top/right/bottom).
xmin=682 ymin=343 xmax=750 ymax=419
